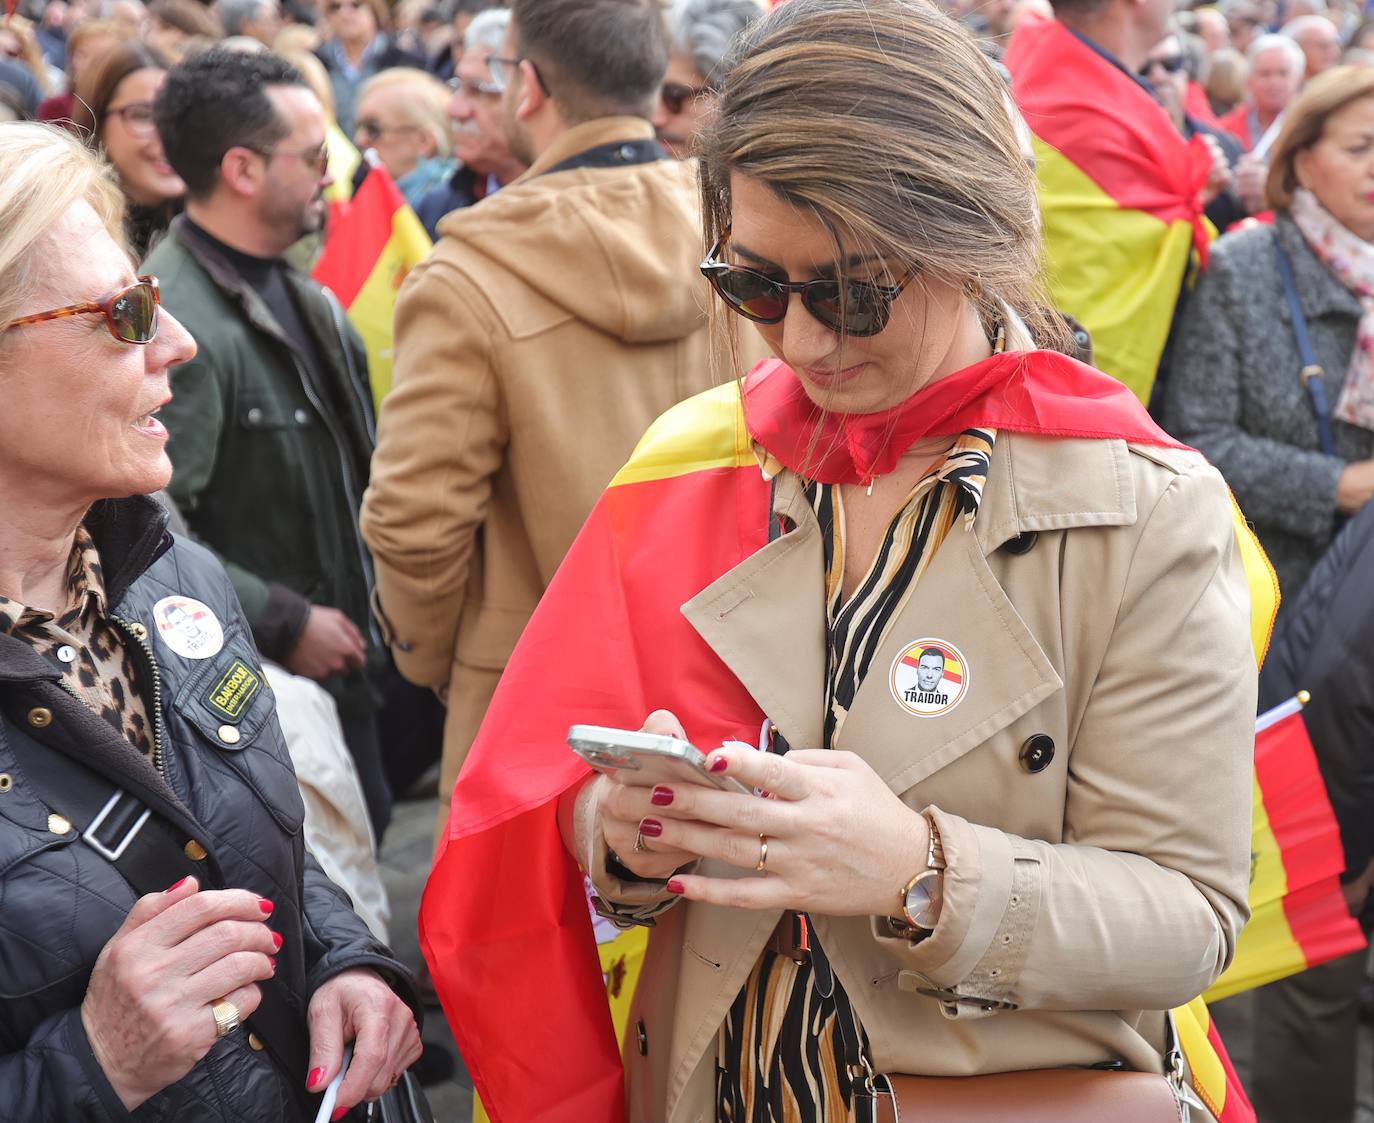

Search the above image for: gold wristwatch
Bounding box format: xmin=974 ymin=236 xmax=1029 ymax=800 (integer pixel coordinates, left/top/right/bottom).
xmin=887 ymin=819 xmax=945 ymax=938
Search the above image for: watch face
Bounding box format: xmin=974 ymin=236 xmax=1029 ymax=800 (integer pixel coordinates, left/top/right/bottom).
xmin=904 ymin=870 xmax=939 ymax=929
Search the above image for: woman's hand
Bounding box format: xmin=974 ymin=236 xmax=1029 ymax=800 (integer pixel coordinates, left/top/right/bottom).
xmin=1201 ymin=134 xmax=1232 ymax=205
xmin=646 ymin=743 xmax=929 ymax=918
xmin=1337 ymin=460 xmax=1374 ymax=513
xmin=581 ymin=710 xmax=707 ymax=881
xmin=81 ymin=877 xmax=279 ymax=1111
xmin=306 ymin=967 xmax=422 ymax=1119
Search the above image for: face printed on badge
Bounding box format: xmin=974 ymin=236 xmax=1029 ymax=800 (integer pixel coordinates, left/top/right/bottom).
xmin=152 ymin=595 xmax=225 ymax=660
xmin=890 ymin=638 xmax=968 ymax=717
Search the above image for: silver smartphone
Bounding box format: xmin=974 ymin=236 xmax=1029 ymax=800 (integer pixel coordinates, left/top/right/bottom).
xmin=567 ymin=724 xmax=752 ymax=795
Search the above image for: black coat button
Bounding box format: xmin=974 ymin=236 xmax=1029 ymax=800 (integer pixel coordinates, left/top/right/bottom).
xmin=636 ymin=1018 xmax=648 ymax=1056
xmin=1002 ymin=532 xmax=1038 ymax=556
xmin=1020 ymin=734 xmax=1055 ymax=773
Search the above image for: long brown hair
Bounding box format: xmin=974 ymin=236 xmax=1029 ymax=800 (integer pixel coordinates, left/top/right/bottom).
xmin=1267 ymin=65 xmax=1374 ymax=211
xmin=71 ymin=40 xmax=171 ymax=144
xmin=698 ymin=0 xmax=1062 ymax=370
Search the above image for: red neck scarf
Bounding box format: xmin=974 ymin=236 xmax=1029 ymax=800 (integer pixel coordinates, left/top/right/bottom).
xmin=742 ymin=350 xmax=1187 ymax=486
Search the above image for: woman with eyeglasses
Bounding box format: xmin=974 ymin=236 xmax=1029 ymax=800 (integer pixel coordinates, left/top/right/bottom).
xmin=1161 ymin=66 xmax=1374 ymax=608
xmin=421 ymin=0 xmax=1273 ymax=1120
xmin=72 ymin=41 xmax=185 ymax=259
xmin=0 ymin=120 xmax=423 ymax=1123
xmin=313 ymin=0 xmax=423 ymax=135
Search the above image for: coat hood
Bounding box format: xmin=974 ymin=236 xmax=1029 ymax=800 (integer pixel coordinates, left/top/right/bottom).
xmin=434 ymin=118 xmax=710 ymax=344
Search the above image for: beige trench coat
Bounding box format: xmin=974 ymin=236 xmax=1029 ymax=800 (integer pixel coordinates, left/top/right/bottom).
xmin=587 ymin=430 xmax=1257 ymax=1123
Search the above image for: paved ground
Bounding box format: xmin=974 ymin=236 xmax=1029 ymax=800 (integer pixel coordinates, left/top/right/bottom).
xmin=378 ymin=792 xmax=473 ymax=1123
xmin=380 ymin=793 xmax=1373 ymax=1123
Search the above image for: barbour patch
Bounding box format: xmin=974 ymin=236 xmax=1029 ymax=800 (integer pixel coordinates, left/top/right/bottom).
xmin=206 ymin=659 xmax=261 ymax=723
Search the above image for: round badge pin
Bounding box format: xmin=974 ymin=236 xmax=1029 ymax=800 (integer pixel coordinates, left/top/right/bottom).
xmin=890 ymin=638 xmax=969 ymax=717
xmin=151 ymin=595 xmax=225 ymax=660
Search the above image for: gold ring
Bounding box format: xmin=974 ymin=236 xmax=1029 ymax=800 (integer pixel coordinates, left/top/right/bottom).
xmin=633 ymin=827 xmax=648 ymax=853
xmin=211 ymin=997 xmax=240 ymax=1038
xmin=755 ymin=835 xmax=769 ymax=872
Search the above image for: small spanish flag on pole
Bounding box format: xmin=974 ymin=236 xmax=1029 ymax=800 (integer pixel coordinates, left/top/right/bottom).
xmin=1205 ymin=693 xmax=1366 ymax=1002
xmin=313 ymin=155 xmax=432 ymax=410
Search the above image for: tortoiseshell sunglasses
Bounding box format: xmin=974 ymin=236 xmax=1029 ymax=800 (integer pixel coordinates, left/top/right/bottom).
xmin=7 ymin=276 xmax=160 ymax=345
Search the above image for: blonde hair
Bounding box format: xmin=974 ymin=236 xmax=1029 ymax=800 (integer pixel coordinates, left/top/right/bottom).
xmin=1267 ymin=65 xmax=1374 ymax=209
xmin=698 ymin=0 xmax=1061 ymax=363
xmin=356 ymin=67 xmax=453 ymax=157
xmin=0 ymin=122 xmax=126 ymax=334
xmin=282 ymin=47 xmax=337 ymax=118
xmin=273 ymin=21 xmax=321 ymax=56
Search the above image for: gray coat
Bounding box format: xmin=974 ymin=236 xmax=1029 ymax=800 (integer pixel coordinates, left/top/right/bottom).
xmin=1159 ymin=215 xmax=1372 ymax=600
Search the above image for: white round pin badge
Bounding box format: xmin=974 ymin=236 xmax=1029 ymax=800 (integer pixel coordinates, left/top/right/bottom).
xmin=151 ymin=595 xmax=225 ymax=660
xmin=890 ymin=638 xmax=969 ymax=717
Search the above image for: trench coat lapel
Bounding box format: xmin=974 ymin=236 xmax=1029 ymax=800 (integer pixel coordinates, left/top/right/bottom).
xmin=836 ymin=524 xmax=1061 ymax=792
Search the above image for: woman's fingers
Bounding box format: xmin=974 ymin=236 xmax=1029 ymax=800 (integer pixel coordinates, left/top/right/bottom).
xmin=335 ymin=1011 xmax=390 ymax=1112
xmin=649 ymin=817 xmax=779 ymax=873
xmin=667 ymin=869 xmax=796 ymax=911
xmin=174 ymin=918 xmax=280 ymax=976
xmin=141 ymin=888 xmax=275 ymax=950
xmin=186 ymin=949 xmax=277 ymax=1006
xmin=702 ymin=746 xmax=815 ymax=801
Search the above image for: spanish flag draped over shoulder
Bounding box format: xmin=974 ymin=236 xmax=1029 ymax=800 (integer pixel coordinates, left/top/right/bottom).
xmin=419 ymin=351 xmax=1274 ymax=1123
xmin=312 ymin=161 xmax=431 ymax=410
xmin=1004 ymin=15 xmax=1214 ymax=403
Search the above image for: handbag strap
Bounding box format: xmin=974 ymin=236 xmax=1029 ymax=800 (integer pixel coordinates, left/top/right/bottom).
xmin=8 ymin=720 xmax=317 ymax=1111
xmin=1275 ymin=238 xmax=1339 ymax=457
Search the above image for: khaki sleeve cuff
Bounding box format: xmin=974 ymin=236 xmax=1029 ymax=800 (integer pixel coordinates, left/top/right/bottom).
xmin=871 ymin=806 xmax=1041 ymax=1017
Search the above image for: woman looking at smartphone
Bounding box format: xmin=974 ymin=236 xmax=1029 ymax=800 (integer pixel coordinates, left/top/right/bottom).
xmin=420 ymin=0 xmax=1272 ymax=1120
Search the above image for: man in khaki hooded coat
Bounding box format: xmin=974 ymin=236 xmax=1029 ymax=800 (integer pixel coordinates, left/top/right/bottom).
xmin=360 ymin=0 xmax=730 ymax=827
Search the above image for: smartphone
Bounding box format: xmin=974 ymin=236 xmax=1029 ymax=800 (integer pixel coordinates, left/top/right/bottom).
xmin=567 ymin=725 xmax=752 ymax=796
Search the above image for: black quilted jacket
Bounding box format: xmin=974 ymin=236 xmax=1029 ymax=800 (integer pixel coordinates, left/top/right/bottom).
xmin=1258 ymin=497 xmax=1374 ymax=893
xmin=0 ymin=496 xmax=420 ymax=1121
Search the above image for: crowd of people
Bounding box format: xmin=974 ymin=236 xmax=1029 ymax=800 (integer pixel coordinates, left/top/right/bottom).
xmin=2 ymin=0 xmax=1374 ymax=1118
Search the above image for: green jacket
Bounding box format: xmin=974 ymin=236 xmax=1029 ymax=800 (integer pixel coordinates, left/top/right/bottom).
xmin=143 ymin=216 xmax=381 ymax=720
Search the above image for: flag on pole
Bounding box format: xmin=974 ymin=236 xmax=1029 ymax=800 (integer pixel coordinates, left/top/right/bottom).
xmin=1205 ymin=695 xmax=1367 ymax=1002
xmin=1004 ymin=14 xmax=1215 ymax=403
xmin=312 ymin=160 xmax=431 ymax=410
xmin=420 ymin=353 xmax=1280 ymax=1123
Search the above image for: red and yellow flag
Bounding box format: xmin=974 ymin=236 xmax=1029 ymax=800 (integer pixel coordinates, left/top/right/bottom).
xmin=1004 ymin=15 xmax=1214 ymax=403
xmin=420 ymin=353 xmax=1276 ymax=1123
xmin=1206 ymin=699 xmax=1367 ymax=1002
xmin=312 ymin=162 xmax=431 ymax=410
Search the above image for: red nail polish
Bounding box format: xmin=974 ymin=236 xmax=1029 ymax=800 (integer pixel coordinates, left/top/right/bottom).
xmin=164 ymin=877 xmax=189 ymax=893
xmin=259 ymin=899 xmax=275 ymax=915
xmin=639 ymin=818 xmax=663 ymax=837
xmin=667 ymin=879 xmax=685 ymax=894
xmin=269 ymin=956 xmax=277 ymax=970
xmin=331 ymin=1108 xmax=348 ymax=1121
xmin=708 ymin=756 xmax=728 ymax=774
xmin=307 ymin=1067 xmax=325 ymax=1090
xmin=272 ymin=931 xmax=283 ymax=950
xmin=650 ymin=785 xmax=674 ymax=806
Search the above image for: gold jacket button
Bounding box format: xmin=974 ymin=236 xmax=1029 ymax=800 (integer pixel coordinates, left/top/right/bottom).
xmin=128 ymin=622 xmax=148 ymax=641
xmin=217 ymin=724 xmax=241 ymax=745
xmin=247 ymin=1032 xmax=265 ymax=1052
xmin=48 ymin=813 xmax=72 ymax=835
xmin=184 ymin=839 xmax=208 ymax=861
xmin=26 ymin=707 xmax=52 ymax=728
xmin=0 ymin=773 xmax=12 ymax=792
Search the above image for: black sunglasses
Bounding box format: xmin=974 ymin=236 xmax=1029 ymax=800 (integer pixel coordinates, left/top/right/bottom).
xmin=661 ymin=81 xmax=710 ymax=115
xmin=700 ymin=238 xmax=914 ymax=337
xmin=1140 ymin=53 xmax=1187 ymax=76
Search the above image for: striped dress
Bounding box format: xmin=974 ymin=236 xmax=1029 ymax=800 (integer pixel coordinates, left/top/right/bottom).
xmin=717 ymin=428 xmax=997 ymax=1123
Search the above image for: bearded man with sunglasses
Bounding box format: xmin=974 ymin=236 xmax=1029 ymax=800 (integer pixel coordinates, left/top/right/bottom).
xmin=361 ymin=0 xmax=754 ymax=836
xmin=142 ymin=48 xmax=400 ymax=840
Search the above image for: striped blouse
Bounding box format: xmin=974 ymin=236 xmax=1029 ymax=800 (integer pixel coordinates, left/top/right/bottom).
xmin=717 ymin=428 xmax=997 ymax=1123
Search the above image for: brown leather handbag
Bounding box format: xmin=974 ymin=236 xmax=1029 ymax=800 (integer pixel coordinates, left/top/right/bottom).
xmin=873 ymin=1069 xmax=1185 ymax=1123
